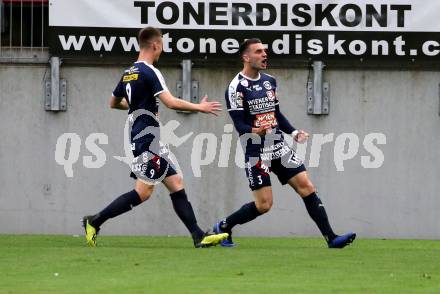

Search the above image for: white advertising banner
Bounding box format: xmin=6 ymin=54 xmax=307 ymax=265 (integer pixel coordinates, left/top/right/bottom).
xmin=48 ymin=0 xmax=440 ymax=63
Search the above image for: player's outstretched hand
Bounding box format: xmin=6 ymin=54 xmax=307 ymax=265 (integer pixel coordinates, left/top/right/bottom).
xmin=294 ymin=130 xmax=309 ymax=143
xmin=198 ymin=95 xmax=222 ymax=116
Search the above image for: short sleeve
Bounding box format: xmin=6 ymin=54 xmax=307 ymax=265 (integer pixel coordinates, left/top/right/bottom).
xmin=112 ymin=80 xmax=125 ymax=98
xmin=149 ymin=67 xmax=169 ymax=97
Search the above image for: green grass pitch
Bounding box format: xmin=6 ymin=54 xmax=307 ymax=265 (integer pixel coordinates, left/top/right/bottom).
xmin=1 ymin=235 xmax=439 ymax=293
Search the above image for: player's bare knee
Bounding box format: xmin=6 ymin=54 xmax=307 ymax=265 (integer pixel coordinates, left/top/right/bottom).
xmin=163 ymin=175 xmax=184 ymax=193
xmin=137 ymin=190 xmax=153 ymax=202
xmin=135 ymin=184 xmax=154 ymax=202
xmin=298 ymin=182 xmax=315 ymax=197
xmin=173 ymin=176 xmax=184 ymax=190
xmin=256 ymin=200 xmax=272 ymax=214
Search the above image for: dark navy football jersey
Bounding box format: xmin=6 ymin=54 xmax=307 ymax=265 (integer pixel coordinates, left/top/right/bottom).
xmin=113 ymin=61 xmax=169 ymax=150
xmin=225 ymin=72 xmax=292 ymax=160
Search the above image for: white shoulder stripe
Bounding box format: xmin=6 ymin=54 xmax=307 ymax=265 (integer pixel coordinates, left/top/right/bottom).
xmin=228 ymin=73 xmax=241 ymax=92
xmin=141 ymin=61 xmax=169 ymax=93
xmin=264 ymin=72 xmax=274 ymax=78
xmin=227 ymin=73 xmax=242 ymax=110
xmin=152 ymin=67 xmax=169 ymax=93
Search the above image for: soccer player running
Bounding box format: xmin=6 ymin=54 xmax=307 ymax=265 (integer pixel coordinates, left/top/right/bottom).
xmin=82 ymin=27 xmax=228 ymax=248
xmin=213 ymin=38 xmax=356 ymax=248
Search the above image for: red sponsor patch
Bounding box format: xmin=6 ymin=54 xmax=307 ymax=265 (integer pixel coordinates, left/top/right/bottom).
xmin=254 ymin=112 xmax=278 ymax=127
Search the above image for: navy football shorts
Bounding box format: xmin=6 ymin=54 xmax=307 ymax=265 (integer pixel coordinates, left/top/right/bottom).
xmin=245 ymin=149 xmax=306 ymax=191
xmin=129 ymin=141 xmax=177 ymax=182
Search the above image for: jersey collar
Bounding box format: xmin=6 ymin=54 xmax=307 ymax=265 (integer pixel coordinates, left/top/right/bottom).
xmin=240 ymin=72 xmax=261 ymax=81
xmin=135 ymin=60 xmax=153 ymax=66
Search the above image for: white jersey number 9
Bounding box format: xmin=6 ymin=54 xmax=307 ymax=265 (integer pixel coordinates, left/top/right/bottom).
xmin=126 ymin=83 xmax=132 ymax=105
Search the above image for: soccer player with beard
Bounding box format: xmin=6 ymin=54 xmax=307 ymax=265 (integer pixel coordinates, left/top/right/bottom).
xmin=214 ymin=38 xmax=356 ymax=248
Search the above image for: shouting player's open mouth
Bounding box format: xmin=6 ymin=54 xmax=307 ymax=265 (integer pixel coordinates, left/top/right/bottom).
xmin=261 ymin=58 xmax=268 ymax=68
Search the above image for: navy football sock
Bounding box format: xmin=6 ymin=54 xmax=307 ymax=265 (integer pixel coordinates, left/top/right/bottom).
xmin=170 ymin=189 xmax=204 ymax=240
xmin=91 ymin=190 xmax=142 ymax=228
xmin=222 ymin=202 xmax=262 ymax=231
xmin=302 ymin=192 xmax=337 ymax=242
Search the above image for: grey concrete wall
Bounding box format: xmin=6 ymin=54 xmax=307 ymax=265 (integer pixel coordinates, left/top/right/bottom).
xmin=0 ymin=63 xmax=439 ymax=239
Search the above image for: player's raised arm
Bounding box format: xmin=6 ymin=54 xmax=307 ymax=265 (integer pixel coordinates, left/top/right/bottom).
xmin=158 ymin=91 xmax=222 ymax=116
xmin=109 ymin=95 xmax=129 ymax=110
